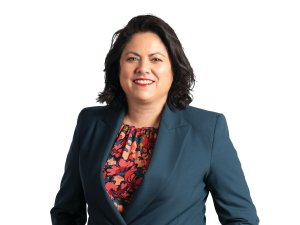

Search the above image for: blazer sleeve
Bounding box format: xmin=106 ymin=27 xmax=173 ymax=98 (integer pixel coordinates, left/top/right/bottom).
xmin=206 ymin=114 xmax=259 ymax=225
xmin=50 ymin=108 xmax=87 ymax=225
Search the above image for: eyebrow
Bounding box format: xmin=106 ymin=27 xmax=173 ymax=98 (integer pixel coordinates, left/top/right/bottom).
xmin=124 ymin=51 xmax=167 ymax=58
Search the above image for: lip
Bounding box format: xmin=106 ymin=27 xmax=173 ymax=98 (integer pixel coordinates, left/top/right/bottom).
xmin=133 ymin=78 xmax=155 ymax=86
xmin=133 ymin=78 xmax=155 ymax=82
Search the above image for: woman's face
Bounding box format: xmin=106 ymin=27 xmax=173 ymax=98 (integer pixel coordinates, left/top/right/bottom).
xmin=119 ymin=32 xmax=173 ymax=106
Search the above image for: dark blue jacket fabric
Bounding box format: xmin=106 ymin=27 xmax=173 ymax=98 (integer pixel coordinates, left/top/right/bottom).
xmin=50 ymin=104 xmax=259 ymax=225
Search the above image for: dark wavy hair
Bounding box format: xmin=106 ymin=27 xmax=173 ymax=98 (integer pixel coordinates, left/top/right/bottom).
xmin=96 ymin=14 xmax=195 ymax=111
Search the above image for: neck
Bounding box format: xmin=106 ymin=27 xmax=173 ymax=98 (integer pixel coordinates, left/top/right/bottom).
xmin=124 ymin=100 xmax=166 ymax=128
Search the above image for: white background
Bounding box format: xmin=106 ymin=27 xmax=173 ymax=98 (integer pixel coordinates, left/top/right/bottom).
xmin=0 ymin=0 xmax=299 ymax=224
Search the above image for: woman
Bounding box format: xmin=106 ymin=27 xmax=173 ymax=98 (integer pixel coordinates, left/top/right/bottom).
xmin=50 ymin=15 xmax=259 ymax=225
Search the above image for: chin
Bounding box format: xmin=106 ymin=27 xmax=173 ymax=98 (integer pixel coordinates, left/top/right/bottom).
xmin=130 ymin=96 xmax=155 ymax=103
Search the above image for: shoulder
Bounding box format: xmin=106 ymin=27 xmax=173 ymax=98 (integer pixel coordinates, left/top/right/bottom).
xmin=76 ymin=105 xmax=113 ymax=125
xmin=181 ymin=105 xmax=222 ymax=122
xmin=180 ymin=105 xmax=226 ymax=133
xmin=79 ymin=105 xmax=110 ymax=117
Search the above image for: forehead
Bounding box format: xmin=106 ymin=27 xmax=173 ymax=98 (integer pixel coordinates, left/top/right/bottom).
xmin=122 ymin=32 xmax=168 ymax=54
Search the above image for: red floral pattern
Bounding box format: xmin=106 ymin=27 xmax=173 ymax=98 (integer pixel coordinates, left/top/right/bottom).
xmin=102 ymin=122 xmax=158 ymax=213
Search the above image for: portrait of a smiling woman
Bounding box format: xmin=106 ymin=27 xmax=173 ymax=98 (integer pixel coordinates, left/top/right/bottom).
xmin=50 ymin=14 xmax=259 ymax=225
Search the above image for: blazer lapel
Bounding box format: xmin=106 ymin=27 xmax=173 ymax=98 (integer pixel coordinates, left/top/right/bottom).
xmin=86 ymin=107 xmax=127 ymax=225
xmin=122 ymin=104 xmax=191 ymax=224
xmin=89 ymin=104 xmax=191 ymax=224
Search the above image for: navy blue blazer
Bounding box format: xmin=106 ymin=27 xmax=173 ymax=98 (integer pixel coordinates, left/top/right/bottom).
xmin=50 ymin=104 xmax=259 ymax=225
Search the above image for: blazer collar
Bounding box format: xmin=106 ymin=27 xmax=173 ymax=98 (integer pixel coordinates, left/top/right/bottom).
xmin=102 ymin=103 xmax=187 ymax=130
xmin=96 ymin=104 xmax=191 ymax=224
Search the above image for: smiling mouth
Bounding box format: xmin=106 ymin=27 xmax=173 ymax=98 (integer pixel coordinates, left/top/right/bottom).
xmin=133 ymin=79 xmax=155 ymax=86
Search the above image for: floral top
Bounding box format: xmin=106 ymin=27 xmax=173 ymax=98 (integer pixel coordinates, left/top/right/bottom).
xmin=102 ymin=122 xmax=158 ymax=213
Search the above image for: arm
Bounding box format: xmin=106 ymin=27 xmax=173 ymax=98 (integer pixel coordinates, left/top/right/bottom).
xmin=206 ymin=114 xmax=259 ymax=225
xmin=50 ymin=108 xmax=87 ymax=225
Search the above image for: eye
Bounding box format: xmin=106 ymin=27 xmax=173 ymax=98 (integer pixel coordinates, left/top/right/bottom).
xmin=151 ymin=57 xmax=162 ymax=62
xmin=126 ymin=57 xmax=139 ymax=62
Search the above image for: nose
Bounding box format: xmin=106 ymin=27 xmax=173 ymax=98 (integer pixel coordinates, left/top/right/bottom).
xmin=135 ymin=59 xmax=150 ymax=75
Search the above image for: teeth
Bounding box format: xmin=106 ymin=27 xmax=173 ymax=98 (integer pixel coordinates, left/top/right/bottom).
xmin=134 ymin=80 xmax=154 ymax=84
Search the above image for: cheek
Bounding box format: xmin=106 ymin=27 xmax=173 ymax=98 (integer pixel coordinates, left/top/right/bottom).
xmin=119 ymin=71 xmax=129 ymax=86
xmin=118 ymin=69 xmax=127 ymax=88
xmin=157 ymin=64 xmax=170 ymax=73
xmin=156 ymin=66 xmax=173 ymax=82
xmin=119 ymin=74 xmax=130 ymax=91
xmin=120 ymin=64 xmax=133 ymax=78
